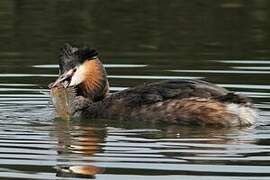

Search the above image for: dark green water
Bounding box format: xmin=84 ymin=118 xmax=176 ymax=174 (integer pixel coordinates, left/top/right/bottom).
xmin=0 ymin=0 xmax=270 ymax=179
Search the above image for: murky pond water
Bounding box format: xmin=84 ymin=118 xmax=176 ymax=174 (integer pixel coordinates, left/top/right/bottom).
xmin=0 ymin=0 xmax=270 ymax=179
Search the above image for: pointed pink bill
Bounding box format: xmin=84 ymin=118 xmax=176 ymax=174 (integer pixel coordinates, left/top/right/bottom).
xmin=50 ymin=69 xmax=75 ymax=88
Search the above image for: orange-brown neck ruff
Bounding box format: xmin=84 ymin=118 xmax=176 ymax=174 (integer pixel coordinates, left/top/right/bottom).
xmin=77 ymin=58 xmax=109 ymax=101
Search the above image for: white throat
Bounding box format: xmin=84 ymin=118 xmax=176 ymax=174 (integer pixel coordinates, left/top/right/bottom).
xmin=69 ymin=65 xmax=87 ymax=87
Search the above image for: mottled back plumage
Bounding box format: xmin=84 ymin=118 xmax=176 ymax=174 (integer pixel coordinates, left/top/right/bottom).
xmin=78 ymin=79 xmax=255 ymax=127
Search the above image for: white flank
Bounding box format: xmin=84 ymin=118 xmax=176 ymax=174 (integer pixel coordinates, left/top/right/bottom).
xmin=225 ymin=103 xmax=257 ymax=126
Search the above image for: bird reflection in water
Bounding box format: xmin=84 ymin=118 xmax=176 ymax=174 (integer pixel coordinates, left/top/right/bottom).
xmin=53 ymin=119 xmax=104 ymax=178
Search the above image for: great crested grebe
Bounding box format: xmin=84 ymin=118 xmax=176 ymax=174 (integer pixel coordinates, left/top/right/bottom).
xmin=50 ymin=44 xmax=257 ymax=127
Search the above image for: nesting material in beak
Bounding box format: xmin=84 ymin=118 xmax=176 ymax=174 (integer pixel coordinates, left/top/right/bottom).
xmin=50 ymin=85 xmax=77 ymax=120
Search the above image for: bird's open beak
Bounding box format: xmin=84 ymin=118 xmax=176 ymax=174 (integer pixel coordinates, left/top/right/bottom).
xmin=50 ymin=69 xmax=75 ymax=88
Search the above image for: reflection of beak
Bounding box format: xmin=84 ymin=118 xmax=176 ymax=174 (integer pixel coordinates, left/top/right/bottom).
xmin=51 ymin=69 xmax=74 ymax=88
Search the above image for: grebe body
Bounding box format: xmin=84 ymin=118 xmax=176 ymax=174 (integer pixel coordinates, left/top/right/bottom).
xmin=50 ymin=44 xmax=257 ymax=127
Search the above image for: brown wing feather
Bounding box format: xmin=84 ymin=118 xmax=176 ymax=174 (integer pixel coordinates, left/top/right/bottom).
xmin=101 ymin=79 xmax=230 ymax=108
xmin=139 ymin=97 xmax=240 ymax=126
xmin=80 ymin=80 xmax=253 ymax=127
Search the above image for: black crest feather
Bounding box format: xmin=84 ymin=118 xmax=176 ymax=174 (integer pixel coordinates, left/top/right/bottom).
xmin=75 ymin=47 xmax=98 ymax=63
xmin=59 ymin=43 xmax=98 ymax=73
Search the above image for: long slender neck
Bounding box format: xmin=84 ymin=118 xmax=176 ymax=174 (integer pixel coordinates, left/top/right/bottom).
xmin=77 ymin=58 xmax=109 ymax=101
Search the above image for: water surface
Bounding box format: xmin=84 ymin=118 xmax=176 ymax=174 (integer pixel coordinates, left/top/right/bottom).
xmin=0 ymin=0 xmax=270 ymax=179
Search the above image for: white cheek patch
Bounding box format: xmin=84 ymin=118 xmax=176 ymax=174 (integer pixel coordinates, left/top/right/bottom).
xmin=69 ymin=65 xmax=86 ymax=87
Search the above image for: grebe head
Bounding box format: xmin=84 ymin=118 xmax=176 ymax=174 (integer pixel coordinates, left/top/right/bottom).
xmin=51 ymin=43 xmax=109 ymax=101
xmin=52 ymin=43 xmax=98 ymax=88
